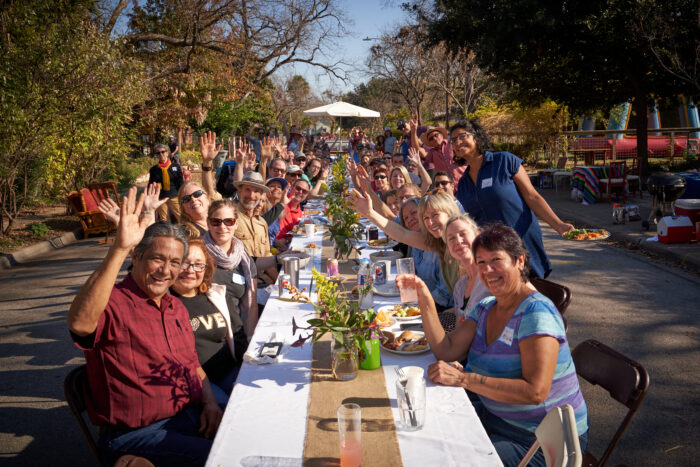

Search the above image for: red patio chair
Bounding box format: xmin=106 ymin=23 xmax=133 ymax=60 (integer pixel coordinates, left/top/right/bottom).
xmin=599 ymin=161 xmax=627 ymax=204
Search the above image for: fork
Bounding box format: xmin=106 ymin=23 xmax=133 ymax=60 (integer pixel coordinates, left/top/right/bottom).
xmin=395 ymin=367 xmax=417 ymax=426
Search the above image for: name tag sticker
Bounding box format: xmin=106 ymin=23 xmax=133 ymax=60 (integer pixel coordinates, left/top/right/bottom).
xmin=172 ymin=167 xmax=178 ymax=172
xmin=498 ymin=326 xmax=515 ymax=346
xmin=481 ymin=177 xmax=493 ymax=188
xmin=232 ymin=273 xmax=246 ymax=285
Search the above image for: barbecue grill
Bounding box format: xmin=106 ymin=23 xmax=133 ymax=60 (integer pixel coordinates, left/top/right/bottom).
xmin=642 ymin=173 xmax=686 ymax=230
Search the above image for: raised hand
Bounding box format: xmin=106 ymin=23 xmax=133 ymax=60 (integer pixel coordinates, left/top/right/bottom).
xmin=115 ymin=187 xmax=149 ymax=252
xmin=143 ymin=182 xmax=168 ymax=212
xmin=409 ymin=115 xmax=418 ymax=133
xmin=260 ymin=137 xmax=274 ymax=161
xmin=199 ymin=131 xmax=221 ymax=166
xmin=348 ymin=189 xmax=372 ymax=217
xmin=407 ymin=147 xmax=421 ymax=166
xmin=98 ymin=198 xmax=120 ymax=225
xmin=235 ymin=139 xmax=249 ymax=164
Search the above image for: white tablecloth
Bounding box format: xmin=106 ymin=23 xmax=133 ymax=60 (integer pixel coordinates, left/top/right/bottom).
xmin=207 ymin=211 xmax=502 ymax=467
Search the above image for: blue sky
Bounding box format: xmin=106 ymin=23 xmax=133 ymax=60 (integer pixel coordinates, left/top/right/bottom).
xmin=279 ymin=0 xmax=410 ymax=96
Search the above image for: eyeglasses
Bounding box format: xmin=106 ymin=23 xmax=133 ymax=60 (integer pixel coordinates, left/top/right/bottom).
xmin=294 ymin=186 xmax=309 ymax=195
xmin=182 ymin=262 xmax=206 ymax=272
xmin=452 ymin=132 xmax=472 ymax=142
xmin=288 ymin=173 xmax=301 ymax=178
xmin=434 ymin=180 xmax=451 ymax=187
xmin=270 ymin=166 xmax=286 ymax=174
xmin=181 ymin=190 xmax=204 ymax=203
xmin=209 ymin=217 xmax=236 ymax=227
xmin=374 ymin=175 xmax=387 ymax=180
xmin=155 ymin=150 xmax=168 ymax=155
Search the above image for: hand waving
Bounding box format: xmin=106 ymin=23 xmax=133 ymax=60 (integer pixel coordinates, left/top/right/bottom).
xmin=407 ymin=147 xmax=421 ymax=166
xmin=115 ymin=187 xmax=150 ymax=252
xmin=98 ymin=198 xmax=121 ymax=225
xmin=143 ymin=183 xmax=168 ymax=212
xmin=199 ymin=131 xmax=221 ymax=166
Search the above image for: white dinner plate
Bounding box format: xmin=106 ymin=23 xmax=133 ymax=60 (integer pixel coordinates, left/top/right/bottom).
xmin=365 ymin=240 xmax=398 ymax=249
xmin=380 ymin=330 xmax=431 ymax=355
xmin=373 ymin=283 xmax=400 ymax=297
xmin=376 ymin=304 xmax=422 ymax=320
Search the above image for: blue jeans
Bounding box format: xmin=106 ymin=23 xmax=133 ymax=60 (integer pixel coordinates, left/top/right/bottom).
xmin=98 ymin=407 xmax=212 ymax=467
xmin=210 ymin=366 xmax=240 ymax=407
xmin=473 ymin=401 xmax=589 ymax=467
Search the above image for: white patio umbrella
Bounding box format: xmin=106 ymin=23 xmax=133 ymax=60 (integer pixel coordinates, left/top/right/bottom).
xmin=303 ymin=101 xmax=380 ymax=118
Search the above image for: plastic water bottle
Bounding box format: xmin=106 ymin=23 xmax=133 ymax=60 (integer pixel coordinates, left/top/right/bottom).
xmin=357 ymin=259 xmax=371 ymax=287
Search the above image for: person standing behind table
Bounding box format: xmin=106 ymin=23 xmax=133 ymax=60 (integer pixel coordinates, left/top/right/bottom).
xmin=149 ymin=143 xmax=184 ymax=222
xmin=168 ymin=135 xmax=181 ymax=166
xmin=67 ymin=191 xmax=221 ymax=466
xmin=451 ymin=119 xmax=573 ymax=279
xmin=383 ymin=127 xmax=397 ymax=154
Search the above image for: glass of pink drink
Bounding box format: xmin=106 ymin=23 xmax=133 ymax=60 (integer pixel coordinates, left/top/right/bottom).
xmin=396 ymin=258 xmax=418 ymax=306
xmin=337 ymin=403 xmax=362 ymax=467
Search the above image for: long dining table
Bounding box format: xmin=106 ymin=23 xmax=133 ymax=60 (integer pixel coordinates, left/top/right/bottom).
xmin=206 ymin=198 xmax=502 ymax=467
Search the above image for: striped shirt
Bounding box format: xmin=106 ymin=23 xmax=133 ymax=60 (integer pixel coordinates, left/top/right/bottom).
xmin=467 ymin=292 xmax=588 ymax=435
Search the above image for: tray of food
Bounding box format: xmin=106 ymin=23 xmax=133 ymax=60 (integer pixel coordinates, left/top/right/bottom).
xmin=562 ymin=228 xmax=610 ymax=241
xmin=377 ymin=304 xmax=421 ymax=320
xmin=380 ymin=330 xmax=430 ymax=355
xmin=366 ymin=238 xmax=398 ymax=249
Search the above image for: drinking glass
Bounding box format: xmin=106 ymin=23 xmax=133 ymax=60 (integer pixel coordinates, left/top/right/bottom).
xmin=396 ymin=258 xmax=418 ymax=306
xmin=396 ymin=367 xmax=426 ymax=431
xmin=337 ymin=403 xmax=362 ymax=467
xmin=305 ymin=223 xmax=315 ymax=237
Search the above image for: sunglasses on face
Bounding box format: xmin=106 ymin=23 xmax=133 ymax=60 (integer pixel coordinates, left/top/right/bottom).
xmin=288 ymin=173 xmax=301 ymax=178
xmin=435 ymin=180 xmax=451 ymax=187
xmin=270 ymin=167 xmax=286 ymax=173
xmin=181 ymin=190 xmax=204 ymax=203
xmin=374 ymin=175 xmax=387 ymax=180
xmin=209 ymin=217 xmax=236 ymax=227
xmin=294 ymin=186 xmax=309 ymax=195
xmin=155 ymin=150 xmax=168 ymax=155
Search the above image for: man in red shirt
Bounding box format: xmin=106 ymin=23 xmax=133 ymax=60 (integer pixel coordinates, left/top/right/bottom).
xmin=275 ymin=178 xmax=311 ymax=245
xmin=67 ymin=189 xmax=222 ymax=466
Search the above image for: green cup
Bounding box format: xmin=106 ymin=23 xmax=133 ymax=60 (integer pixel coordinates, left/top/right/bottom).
xmin=360 ymin=338 xmax=381 ymax=370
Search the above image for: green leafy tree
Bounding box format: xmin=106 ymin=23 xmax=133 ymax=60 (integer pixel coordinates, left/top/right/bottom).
xmin=422 ymin=0 xmax=698 ymax=175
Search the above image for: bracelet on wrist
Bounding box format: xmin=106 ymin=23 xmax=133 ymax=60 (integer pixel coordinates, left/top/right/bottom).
xmin=202 ymin=166 xmax=213 ymax=172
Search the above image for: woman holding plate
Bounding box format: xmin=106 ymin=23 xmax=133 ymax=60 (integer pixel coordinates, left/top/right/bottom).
xmin=396 ymin=223 xmax=588 ymax=467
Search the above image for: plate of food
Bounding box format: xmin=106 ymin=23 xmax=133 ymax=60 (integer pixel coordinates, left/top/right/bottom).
xmin=373 ymin=283 xmax=400 ymax=297
xmin=373 ymin=310 xmax=395 ymax=329
xmin=305 ymin=209 xmax=322 ymax=215
xmin=562 ymin=228 xmax=610 ymax=241
xmin=380 ymin=330 xmax=430 ymax=355
xmin=366 ymin=238 xmax=398 ymax=249
xmin=291 ymin=224 xmax=318 ymax=235
xmin=304 ymin=242 xmax=322 ymax=250
xmin=377 ymin=304 xmax=421 ymax=320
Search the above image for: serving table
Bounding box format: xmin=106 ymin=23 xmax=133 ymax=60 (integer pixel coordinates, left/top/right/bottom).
xmin=206 ymin=204 xmax=502 ymax=466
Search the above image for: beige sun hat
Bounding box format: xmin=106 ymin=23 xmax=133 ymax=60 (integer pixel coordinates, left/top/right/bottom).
xmin=234 ymin=171 xmax=270 ymax=193
xmin=419 ymin=126 xmax=449 ymax=148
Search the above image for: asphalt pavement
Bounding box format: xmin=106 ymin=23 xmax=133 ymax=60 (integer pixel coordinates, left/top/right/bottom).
xmin=0 ymin=188 xmax=699 ymax=465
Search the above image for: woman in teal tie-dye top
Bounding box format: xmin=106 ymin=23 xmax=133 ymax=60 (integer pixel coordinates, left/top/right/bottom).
xmin=396 ymin=223 xmax=588 ymax=467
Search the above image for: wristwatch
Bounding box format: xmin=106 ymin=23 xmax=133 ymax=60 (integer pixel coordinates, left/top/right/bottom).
xmin=202 ymin=166 xmax=213 ymax=172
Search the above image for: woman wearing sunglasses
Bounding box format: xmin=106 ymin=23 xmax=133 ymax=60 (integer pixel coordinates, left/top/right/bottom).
xmin=450 ymin=119 xmax=574 ymax=278
xmin=372 ymin=166 xmax=391 ymax=200
xmin=204 ymin=199 xmax=259 ymax=339
xmin=171 ymin=238 xmax=246 ymax=406
xmin=178 ymin=182 xmax=212 ymax=238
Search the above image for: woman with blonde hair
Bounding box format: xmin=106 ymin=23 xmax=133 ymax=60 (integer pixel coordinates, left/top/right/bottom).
xmin=178 ymin=181 xmax=216 ymax=238
xmin=351 ymin=189 xmax=462 ymax=295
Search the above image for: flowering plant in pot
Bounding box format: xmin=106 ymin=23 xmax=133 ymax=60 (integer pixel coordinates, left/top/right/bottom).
xmin=291 ymin=270 xmax=382 ymax=379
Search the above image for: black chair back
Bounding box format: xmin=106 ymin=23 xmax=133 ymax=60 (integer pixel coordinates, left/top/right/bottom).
xmin=531 ymin=276 xmax=571 ymax=329
xmin=64 ymin=365 xmax=104 ymax=466
xmin=572 ymin=340 xmax=650 ymax=467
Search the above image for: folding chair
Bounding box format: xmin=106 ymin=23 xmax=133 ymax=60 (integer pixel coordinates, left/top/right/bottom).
xmin=571 ymin=340 xmax=650 ymax=467
xmin=518 ymin=404 xmax=582 ymax=467
xmin=531 ymin=276 xmax=571 ymax=330
xmin=63 ymin=365 xmax=105 ymax=466
xmin=599 ymin=161 xmax=627 ymax=204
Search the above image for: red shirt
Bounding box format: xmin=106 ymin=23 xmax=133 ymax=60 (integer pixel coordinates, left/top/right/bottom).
xmin=424 ymin=141 xmax=465 ymax=190
xmin=276 ymin=203 xmax=304 ymax=239
xmin=72 ymin=275 xmax=202 ymax=428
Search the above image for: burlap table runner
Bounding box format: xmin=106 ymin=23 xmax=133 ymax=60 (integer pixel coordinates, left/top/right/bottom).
xmin=302 ymin=238 xmax=402 ymax=466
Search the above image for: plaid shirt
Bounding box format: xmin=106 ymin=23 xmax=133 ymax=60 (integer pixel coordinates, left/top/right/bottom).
xmin=72 ymin=275 xmax=202 ymax=428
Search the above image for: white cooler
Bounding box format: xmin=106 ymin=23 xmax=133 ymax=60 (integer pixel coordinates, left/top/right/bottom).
xmin=657 ymin=216 xmax=694 ymax=243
